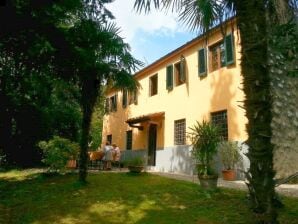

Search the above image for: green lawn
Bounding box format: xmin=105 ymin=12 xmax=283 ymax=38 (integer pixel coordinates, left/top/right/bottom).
xmin=0 ymin=169 xmax=297 ymax=224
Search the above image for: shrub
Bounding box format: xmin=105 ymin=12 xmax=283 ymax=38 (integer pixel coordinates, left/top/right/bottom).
xmin=188 ymin=120 xmax=221 ymax=176
xmin=218 ymin=141 xmax=242 ymax=170
xmin=38 ymin=136 xmax=79 ymax=173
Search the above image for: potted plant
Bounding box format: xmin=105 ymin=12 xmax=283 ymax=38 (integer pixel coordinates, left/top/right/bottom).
xmin=125 ymin=156 xmax=145 ymax=173
xmin=218 ymin=141 xmax=242 ymax=181
xmin=189 ymin=120 xmax=221 ymax=190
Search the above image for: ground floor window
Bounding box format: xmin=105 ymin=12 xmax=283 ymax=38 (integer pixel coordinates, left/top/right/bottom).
xmin=126 ymin=130 xmax=132 ymax=150
xmin=211 ymin=110 xmax=228 ymax=140
xmin=107 ymin=134 xmax=112 ymax=144
xmin=174 ymin=119 xmax=186 ymax=145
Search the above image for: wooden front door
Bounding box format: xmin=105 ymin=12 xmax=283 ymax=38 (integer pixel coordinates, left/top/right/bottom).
xmin=148 ymin=124 xmax=157 ymax=166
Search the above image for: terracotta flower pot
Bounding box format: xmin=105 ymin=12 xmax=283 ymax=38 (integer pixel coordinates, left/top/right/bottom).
xmin=66 ymin=159 xmax=77 ymax=169
xmin=222 ymin=169 xmax=236 ymax=181
xmin=198 ymin=174 xmax=218 ymax=190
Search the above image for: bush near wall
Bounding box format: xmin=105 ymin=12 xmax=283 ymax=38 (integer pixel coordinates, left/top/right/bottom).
xmin=38 ymin=136 xmax=79 ymax=173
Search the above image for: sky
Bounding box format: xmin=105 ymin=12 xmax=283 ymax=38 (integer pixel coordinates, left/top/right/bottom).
xmin=106 ymin=0 xmax=197 ymax=67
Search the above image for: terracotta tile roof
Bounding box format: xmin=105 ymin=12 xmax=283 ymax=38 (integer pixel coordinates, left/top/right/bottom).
xmin=126 ymin=112 xmax=165 ymax=124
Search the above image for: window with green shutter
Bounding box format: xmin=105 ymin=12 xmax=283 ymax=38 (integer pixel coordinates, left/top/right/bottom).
xmin=110 ymin=94 xmax=117 ymax=112
xmin=174 ymin=57 xmax=186 ymax=86
xmin=127 ymin=90 xmax=138 ymax=105
xmin=209 ymin=42 xmax=225 ymax=72
xmin=166 ymin=64 xmax=173 ymax=90
xmin=224 ymin=33 xmax=235 ymax=65
xmin=149 ymin=74 xmax=158 ymax=96
xmin=133 ymin=90 xmax=138 ymax=105
xmin=122 ymin=90 xmax=127 ymax=108
xmin=179 ymin=56 xmax=186 ymax=82
xmin=198 ymin=48 xmax=207 ymax=76
xmin=209 ymin=32 xmax=235 ymax=72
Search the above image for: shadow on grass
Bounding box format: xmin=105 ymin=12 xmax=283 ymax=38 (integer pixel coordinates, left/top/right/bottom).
xmin=0 ymin=170 xmax=297 ymax=224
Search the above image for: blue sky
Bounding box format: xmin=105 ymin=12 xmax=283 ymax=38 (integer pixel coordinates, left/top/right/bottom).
xmin=106 ymin=0 xmax=196 ymax=67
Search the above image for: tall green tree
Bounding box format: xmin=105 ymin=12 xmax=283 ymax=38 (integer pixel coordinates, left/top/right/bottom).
xmin=66 ymin=19 xmax=142 ymax=183
xmin=0 ymin=50 xmax=82 ymax=166
xmin=0 ymin=0 xmax=83 ymax=166
xmin=134 ymin=0 xmax=297 ymax=223
xmin=0 ymin=0 xmax=142 ymax=174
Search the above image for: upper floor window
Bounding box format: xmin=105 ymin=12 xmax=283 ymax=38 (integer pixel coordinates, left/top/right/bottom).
xmin=209 ymin=33 xmax=235 ymax=72
xmin=174 ymin=56 xmax=186 ymax=86
xmin=209 ymin=41 xmax=226 ymax=72
xmin=105 ymin=94 xmax=118 ymax=113
xmin=110 ymin=95 xmax=117 ymax=112
xmin=104 ymin=94 xmax=117 ymax=113
xmin=122 ymin=90 xmax=138 ymax=108
xmin=174 ymin=119 xmax=186 ymax=145
xmin=149 ymin=74 xmax=158 ymax=96
xmin=128 ymin=90 xmax=138 ymax=105
xmin=198 ymin=33 xmax=234 ymax=75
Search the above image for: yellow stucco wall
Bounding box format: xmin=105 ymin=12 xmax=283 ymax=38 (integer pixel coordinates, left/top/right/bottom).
xmin=102 ymin=21 xmax=248 ymax=151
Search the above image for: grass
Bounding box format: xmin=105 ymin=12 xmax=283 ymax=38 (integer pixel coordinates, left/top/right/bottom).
xmin=0 ymin=169 xmax=298 ymax=224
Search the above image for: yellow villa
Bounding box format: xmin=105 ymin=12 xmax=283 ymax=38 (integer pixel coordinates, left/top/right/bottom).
xmin=102 ymin=18 xmax=249 ymax=175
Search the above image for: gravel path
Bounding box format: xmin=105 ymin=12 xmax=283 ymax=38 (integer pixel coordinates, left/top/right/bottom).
xmin=151 ymin=172 xmax=298 ymax=198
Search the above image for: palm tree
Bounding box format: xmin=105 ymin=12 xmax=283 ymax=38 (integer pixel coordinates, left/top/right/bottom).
xmin=134 ymin=0 xmax=296 ymax=223
xmin=67 ymin=19 xmax=142 ymax=183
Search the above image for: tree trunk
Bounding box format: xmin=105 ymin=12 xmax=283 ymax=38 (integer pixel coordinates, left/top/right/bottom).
xmin=79 ymin=75 xmax=100 ymax=183
xmin=271 ymin=0 xmax=292 ymax=24
xmin=234 ymin=1 xmax=277 ymax=223
xmin=0 ymin=90 xmax=13 ymax=165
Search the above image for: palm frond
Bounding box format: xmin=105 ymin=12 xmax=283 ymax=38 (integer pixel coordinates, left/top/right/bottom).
xmin=134 ymin=0 xmax=235 ymax=33
xmin=134 ymin=0 xmax=161 ymax=13
xmin=109 ymin=69 xmax=141 ymax=92
xmin=161 ymin=0 xmax=184 ymax=13
xmin=83 ymin=0 xmax=115 ymax=20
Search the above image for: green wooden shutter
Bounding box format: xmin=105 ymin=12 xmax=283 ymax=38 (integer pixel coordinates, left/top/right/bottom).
xmin=180 ymin=56 xmax=186 ymax=82
xmin=224 ymin=33 xmax=235 ymax=65
xmin=198 ymin=48 xmax=207 ymax=76
xmin=133 ymin=90 xmax=138 ymax=105
xmin=166 ymin=64 xmax=173 ymax=90
xmin=122 ymin=90 xmax=127 ymax=108
xmin=114 ymin=94 xmax=118 ymax=111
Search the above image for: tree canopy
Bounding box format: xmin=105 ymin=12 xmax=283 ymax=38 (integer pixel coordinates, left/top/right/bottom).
xmin=0 ymin=0 xmax=142 ymax=175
